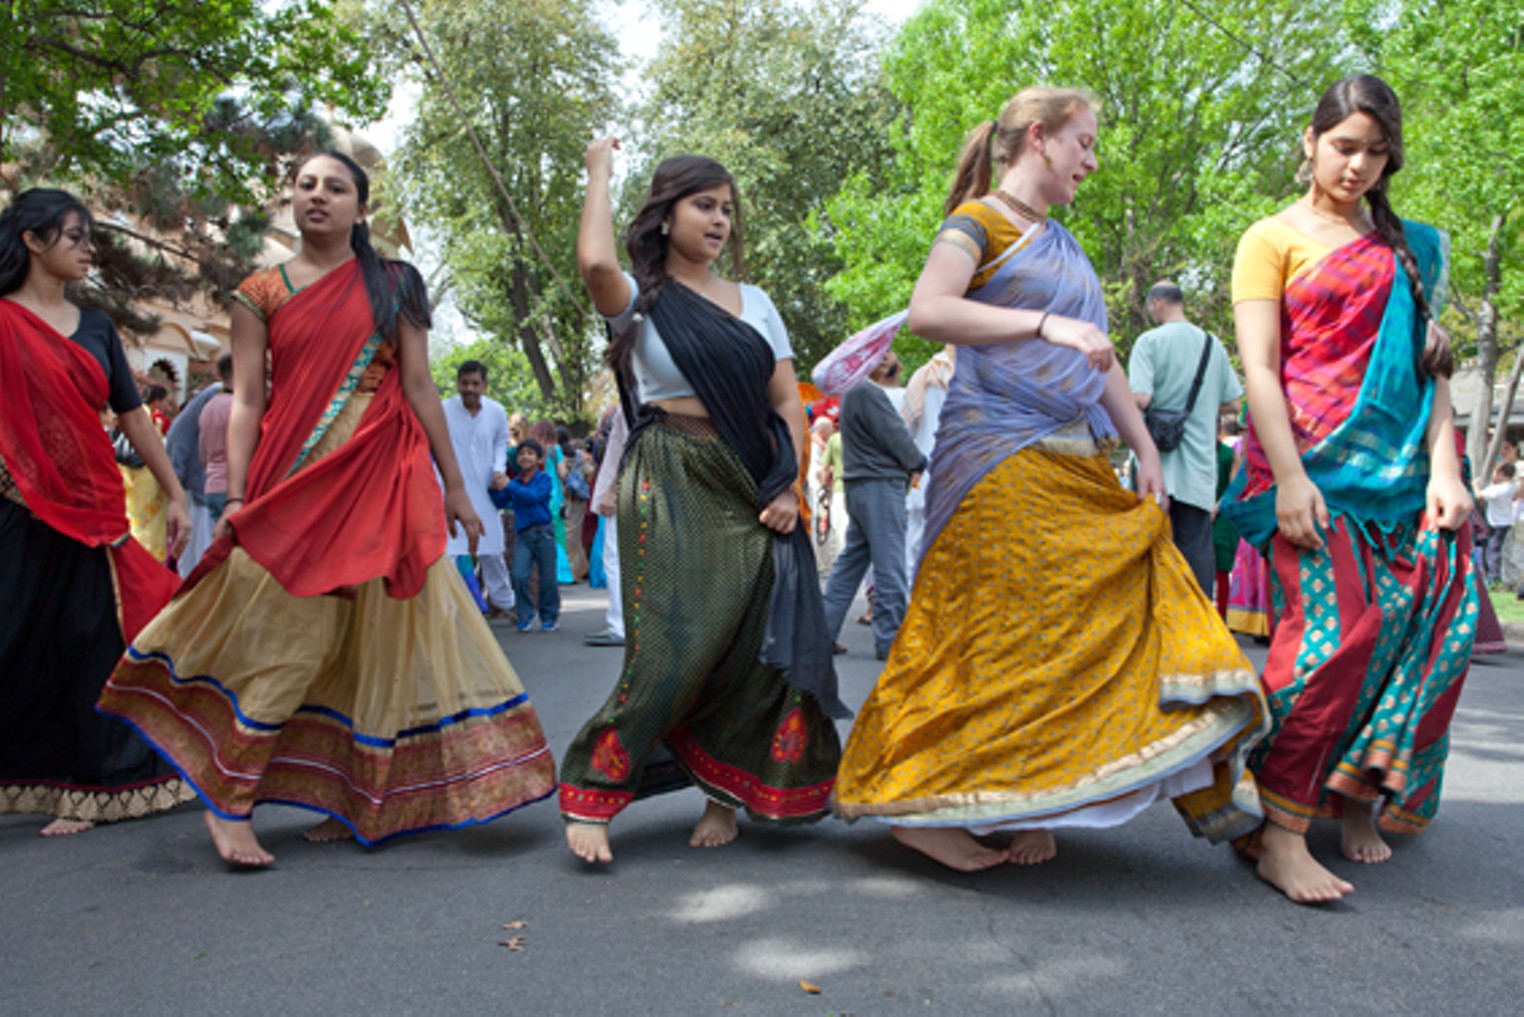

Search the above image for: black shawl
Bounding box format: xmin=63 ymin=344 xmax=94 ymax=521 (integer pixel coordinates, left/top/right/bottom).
xmin=628 ymin=281 xmax=849 ymax=719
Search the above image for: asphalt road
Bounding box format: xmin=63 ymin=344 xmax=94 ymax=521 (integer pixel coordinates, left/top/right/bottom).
xmin=3 ymin=584 xmax=1521 ymax=1015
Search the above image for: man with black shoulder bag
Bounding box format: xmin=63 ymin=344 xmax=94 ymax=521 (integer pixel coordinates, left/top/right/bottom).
xmin=1127 ymin=280 xmax=1243 ymax=596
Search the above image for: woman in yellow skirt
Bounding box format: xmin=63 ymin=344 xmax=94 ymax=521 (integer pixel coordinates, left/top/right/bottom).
xmin=831 ymin=87 xmax=1268 ymax=872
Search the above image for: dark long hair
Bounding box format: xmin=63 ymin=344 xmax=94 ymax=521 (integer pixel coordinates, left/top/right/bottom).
xmin=1307 ymin=75 xmax=1449 ymax=378
xmin=604 ymin=155 xmax=746 ymax=377
xmin=0 ymin=188 xmax=95 ymax=297
xmin=294 ymin=151 xmax=431 ymax=340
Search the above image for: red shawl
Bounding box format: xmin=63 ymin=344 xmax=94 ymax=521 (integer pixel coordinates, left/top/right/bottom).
xmin=0 ymin=299 xmax=179 ymax=642
xmin=198 ymin=260 xmax=445 ymax=599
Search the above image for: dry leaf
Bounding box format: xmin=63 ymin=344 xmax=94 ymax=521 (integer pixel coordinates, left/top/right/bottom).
xmin=498 ymin=936 xmax=526 ymax=952
xmin=502 ymin=920 xmax=528 ymax=930
xmin=798 ymin=979 xmax=822 ymax=995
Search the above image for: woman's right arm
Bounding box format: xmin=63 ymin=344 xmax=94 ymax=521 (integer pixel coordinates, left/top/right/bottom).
xmin=907 ymin=242 xmax=1113 ymax=372
xmin=1236 ymin=297 xmax=1327 ymax=549
xmin=578 ymin=137 xmax=633 ymax=317
xmin=216 ymin=301 xmax=269 ymax=539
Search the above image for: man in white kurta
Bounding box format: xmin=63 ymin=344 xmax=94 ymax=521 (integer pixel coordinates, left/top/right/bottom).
xmin=443 ymin=361 xmax=513 ymax=612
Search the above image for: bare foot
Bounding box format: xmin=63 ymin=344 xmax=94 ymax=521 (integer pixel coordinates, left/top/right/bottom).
xmin=203 ymin=810 xmax=274 ymax=868
xmin=1006 ymin=828 xmax=1057 ymax=866
xmin=689 ymin=801 xmax=739 ymax=848
xmin=1256 ymin=822 xmax=1352 ymax=904
xmin=303 ymin=818 xmax=355 ymax=844
xmin=1340 ymin=801 xmax=1392 ymax=864
xmin=891 ymin=826 xmax=1007 ymax=872
xmin=566 ymin=821 xmax=614 ymax=864
xmin=40 ymin=818 xmax=95 ymax=837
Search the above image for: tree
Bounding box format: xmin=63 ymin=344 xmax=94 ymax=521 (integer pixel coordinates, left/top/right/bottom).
xmin=1366 ymin=0 xmax=1524 ymax=479
xmin=637 ymin=0 xmax=900 ymax=369
xmin=380 ymin=0 xmax=622 ymax=418
xmin=0 ymin=1 xmax=385 ymax=332
xmin=826 ymin=0 xmax=1350 ymax=365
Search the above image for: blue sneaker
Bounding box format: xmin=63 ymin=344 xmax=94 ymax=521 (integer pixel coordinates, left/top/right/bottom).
xmin=516 ymin=617 xmax=535 ymax=632
xmin=541 ymin=620 xmax=558 ymax=632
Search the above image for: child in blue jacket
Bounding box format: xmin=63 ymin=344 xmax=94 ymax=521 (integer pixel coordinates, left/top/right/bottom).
xmin=491 ymin=439 xmax=560 ymax=632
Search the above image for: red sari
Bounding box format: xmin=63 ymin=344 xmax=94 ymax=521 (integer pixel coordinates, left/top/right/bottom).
xmin=0 ymin=299 xmax=190 ymax=823
xmin=100 ymin=262 xmax=556 ymax=843
xmin=0 ymin=300 xmax=179 ymax=639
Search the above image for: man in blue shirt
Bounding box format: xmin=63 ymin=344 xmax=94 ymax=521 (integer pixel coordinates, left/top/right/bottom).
xmin=1128 ymin=281 xmax=1243 ymax=595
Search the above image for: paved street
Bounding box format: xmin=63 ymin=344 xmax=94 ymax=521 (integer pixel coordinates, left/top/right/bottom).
xmin=3 ymin=585 xmax=1522 ymax=1015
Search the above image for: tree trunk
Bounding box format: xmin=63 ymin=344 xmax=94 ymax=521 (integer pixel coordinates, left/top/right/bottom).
xmin=509 ymin=263 xmax=558 ymax=403
xmin=1474 ymin=214 xmax=1510 ymax=481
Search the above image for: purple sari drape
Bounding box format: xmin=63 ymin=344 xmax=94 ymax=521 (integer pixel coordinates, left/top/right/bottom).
xmin=919 ymin=221 xmax=1115 ymax=564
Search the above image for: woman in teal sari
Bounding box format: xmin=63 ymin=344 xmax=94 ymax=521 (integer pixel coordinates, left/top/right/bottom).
xmin=1224 ymin=75 xmax=1476 ymax=904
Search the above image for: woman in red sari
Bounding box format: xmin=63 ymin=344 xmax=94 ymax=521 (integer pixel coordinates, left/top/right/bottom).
xmin=100 ymin=153 xmax=556 ymax=866
xmin=0 ymin=188 xmax=194 ymax=835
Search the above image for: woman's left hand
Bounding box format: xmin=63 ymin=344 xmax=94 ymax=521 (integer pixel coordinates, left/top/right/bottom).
xmin=759 ymin=490 xmax=799 ymax=534
xmin=445 ymin=488 xmax=485 ymax=553
xmin=1426 ymin=471 xmax=1473 ymax=532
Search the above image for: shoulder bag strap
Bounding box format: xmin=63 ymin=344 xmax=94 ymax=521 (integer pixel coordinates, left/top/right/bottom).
xmin=1182 ymin=330 xmax=1215 ymax=416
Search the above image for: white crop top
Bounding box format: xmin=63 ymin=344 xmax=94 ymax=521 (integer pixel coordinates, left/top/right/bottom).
xmin=605 ymin=271 xmax=794 ymax=402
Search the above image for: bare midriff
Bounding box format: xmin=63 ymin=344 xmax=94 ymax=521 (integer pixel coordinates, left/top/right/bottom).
xmin=650 ymin=395 xmax=708 ymax=418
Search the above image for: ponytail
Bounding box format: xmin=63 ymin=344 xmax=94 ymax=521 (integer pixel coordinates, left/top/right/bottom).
xmin=942 ymin=87 xmax=1100 ymax=218
xmin=349 ymin=218 xmax=430 ymax=341
xmin=944 ymin=121 xmax=999 ymax=218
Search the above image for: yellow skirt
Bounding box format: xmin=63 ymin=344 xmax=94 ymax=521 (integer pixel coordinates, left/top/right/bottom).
xmin=100 ymin=393 xmax=556 ymax=842
xmin=832 ymin=444 xmax=1267 ymax=843
xmin=121 ymin=464 xmax=167 ymax=561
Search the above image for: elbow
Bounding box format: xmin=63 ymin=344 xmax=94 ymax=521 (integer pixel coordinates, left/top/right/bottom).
xmin=906 ymin=297 xmax=936 ymax=341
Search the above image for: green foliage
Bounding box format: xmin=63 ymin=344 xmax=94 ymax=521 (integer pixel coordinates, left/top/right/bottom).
xmin=636 ymin=0 xmax=900 ymax=370
xmin=0 ymin=1 xmax=384 ymax=204
xmin=826 ymin=0 xmax=1351 ymax=359
xmin=383 ymin=0 xmax=620 ymax=417
xmin=430 ymin=337 xmax=551 ymax=419
xmin=1375 ymin=0 xmax=1524 ymax=328
xmin=0 ymin=1 xmax=385 ymax=335
xmin=1366 ymin=0 xmax=1524 ymax=470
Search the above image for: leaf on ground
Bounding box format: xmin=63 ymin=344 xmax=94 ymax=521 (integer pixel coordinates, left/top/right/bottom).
xmin=498 ymin=936 xmax=526 ymax=952
xmin=799 ymin=979 xmax=822 ymax=995
xmin=502 ymin=920 xmax=528 ymax=930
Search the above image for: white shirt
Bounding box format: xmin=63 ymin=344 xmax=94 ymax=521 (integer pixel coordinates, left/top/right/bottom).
xmin=1479 ymin=480 xmax=1517 ymax=528
xmin=443 ymin=395 xmax=509 ymax=556
xmin=605 ymin=271 xmax=793 ymax=403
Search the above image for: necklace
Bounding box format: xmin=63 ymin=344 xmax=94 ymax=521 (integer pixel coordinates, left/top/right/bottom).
xmin=993 ymin=188 xmax=1048 ymax=223
xmin=1299 ymin=198 xmax=1368 ymax=229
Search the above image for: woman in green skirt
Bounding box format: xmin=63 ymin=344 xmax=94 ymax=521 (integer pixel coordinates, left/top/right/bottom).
xmin=560 ymin=137 xmax=846 ymax=863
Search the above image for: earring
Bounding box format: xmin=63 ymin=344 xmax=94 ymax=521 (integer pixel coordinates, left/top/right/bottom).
xmin=660 ymin=222 xmax=670 ymax=236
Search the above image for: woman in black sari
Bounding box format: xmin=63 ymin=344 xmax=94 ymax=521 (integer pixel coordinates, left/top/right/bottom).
xmin=559 ymin=138 xmax=845 ymax=863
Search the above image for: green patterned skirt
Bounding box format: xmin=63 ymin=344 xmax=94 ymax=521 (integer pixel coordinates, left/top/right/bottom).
xmin=559 ymin=416 xmax=840 ymax=824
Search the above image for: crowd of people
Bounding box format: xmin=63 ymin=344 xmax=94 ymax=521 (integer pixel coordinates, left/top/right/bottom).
xmin=0 ymin=74 xmax=1489 ymax=907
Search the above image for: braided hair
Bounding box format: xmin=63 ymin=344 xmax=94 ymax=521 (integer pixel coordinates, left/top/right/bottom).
xmin=1306 ymin=75 xmax=1450 ymax=378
